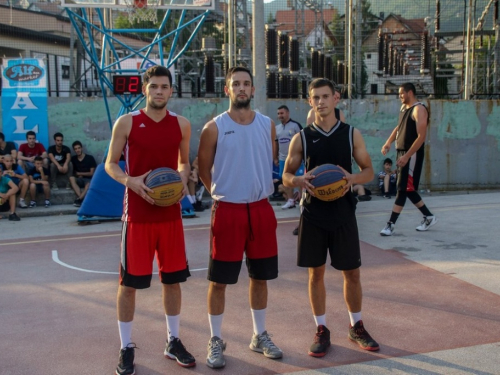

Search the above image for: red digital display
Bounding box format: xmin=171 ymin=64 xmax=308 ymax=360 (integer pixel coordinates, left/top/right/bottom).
xmin=113 ymin=75 xmax=142 ymax=95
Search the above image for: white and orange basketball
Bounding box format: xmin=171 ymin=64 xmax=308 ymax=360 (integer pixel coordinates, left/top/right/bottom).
xmin=310 ymin=164 xmax=347 ymax=201
xmin=144 ymin=167 xmax=183 ymax=206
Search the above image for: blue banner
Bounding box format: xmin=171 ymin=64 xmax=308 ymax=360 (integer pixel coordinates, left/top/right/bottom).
xmin=1 ymin=58 xmax=49 ymax=149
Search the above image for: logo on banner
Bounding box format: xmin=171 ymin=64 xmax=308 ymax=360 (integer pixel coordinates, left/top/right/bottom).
xmin=2 ymin=59 xmax=46 ymax=88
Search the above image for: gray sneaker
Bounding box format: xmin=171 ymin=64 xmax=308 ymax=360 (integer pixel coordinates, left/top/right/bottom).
xmin=206 ymin=336 xmax=226 ymax=369
xmin=249 ymin=331 xmax=283 ymax=359
xmin=416 ymin=216 xmax=437 ymax=231
xmin=380 ymin=222 xmax=394 ymax=236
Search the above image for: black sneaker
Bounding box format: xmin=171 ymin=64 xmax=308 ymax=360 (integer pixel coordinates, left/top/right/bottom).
xmin=193 ymin=201 xmax=205 ymax=212
xmin=73 ymin=198 xmax=82 ymax=207
xmin=9 ymin=212 xmax=21 ymax=221
xmin=308 ymin=325 xmax=331 ymax=357
xmin=116 ymin=344 xmax=137 ymax=375
xmin=348 ymin=320 xmax=379 ymax=351
xmin=164 ymin=337 xmax=196 ymax=367
xmin=292 ymin=226 xmax=299 ymax=236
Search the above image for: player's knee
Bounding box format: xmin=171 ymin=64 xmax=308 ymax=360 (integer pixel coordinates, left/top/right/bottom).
xmin=342 ymin=268 xmax=360 ymax=284
xmin=394 ymin=191 xmax=407 ymax=206
xmin=407 ymin=191 xmax=422 ymax=205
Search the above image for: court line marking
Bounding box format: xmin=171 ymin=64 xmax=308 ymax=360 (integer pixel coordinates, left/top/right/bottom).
xmin=51 ymin=250 xmax=208 ymax=275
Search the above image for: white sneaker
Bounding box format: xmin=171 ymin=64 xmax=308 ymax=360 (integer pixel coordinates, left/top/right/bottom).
xmin=380 ymin=222 xmax=394 ymax=236
xmin=249 ymin=331 xmax=283 ymax=359
xmin=416 ymin=216 xmax=437 ymax=231
xmin=281 ymin=200 xmax=296 ymax=210
xmin=19 ymin=198 xmax=28 ymax=209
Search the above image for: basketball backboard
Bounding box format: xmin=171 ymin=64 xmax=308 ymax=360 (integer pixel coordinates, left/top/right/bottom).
xmin=61 ymin=0 xmax=214 ymax=10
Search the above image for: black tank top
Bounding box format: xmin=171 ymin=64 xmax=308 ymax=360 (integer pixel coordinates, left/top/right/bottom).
xmin=300 ymin=121 xmax=356 ymax=230
xmin=396 ymin=103 xmax=427 ymax=151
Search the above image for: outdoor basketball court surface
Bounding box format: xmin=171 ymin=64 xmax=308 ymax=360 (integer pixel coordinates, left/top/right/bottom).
xmin=1 ymin=191 xmax=499 ymax=375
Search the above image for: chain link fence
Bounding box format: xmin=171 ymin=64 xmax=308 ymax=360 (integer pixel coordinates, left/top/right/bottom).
xmin=0 ymin=0 xmax=497 ymax=98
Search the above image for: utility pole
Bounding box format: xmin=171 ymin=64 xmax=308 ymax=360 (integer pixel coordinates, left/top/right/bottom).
xmin=253 ymin=0 xmax=266 ymax=113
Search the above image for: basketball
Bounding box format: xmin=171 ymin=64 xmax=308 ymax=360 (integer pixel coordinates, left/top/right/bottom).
xmin=144 ymin=167 xmax=184 ymax=206
xmin=310 ymin=164 xmax=347 ymax=201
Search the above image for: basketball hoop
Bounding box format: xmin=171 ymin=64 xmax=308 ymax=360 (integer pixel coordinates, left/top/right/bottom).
xmin=124 ymin=0 xmax=159 ymax=24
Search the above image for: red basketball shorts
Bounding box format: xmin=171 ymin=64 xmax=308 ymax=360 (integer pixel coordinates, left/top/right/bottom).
xmin=120 ymin=220 xmax=190 ymax=289
xmin=208 ymin=199 xmax=278 ymax=284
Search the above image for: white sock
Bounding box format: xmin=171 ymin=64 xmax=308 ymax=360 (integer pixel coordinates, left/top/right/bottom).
xmin=251 ymin=308 xmax=266 ymax=335
xmin=349 ymin=311 xmax=362 ymax=326
xmin=288 ymin=198 xmax=295 ymax=205
xmin=209 ymin=313 xmax=223 ymax=338
xmin=314 ymin=314 xmax=326 ymax=327
xmin=188 ymin=195 xmax=196 ymax=204
xmin=166 ymin=314 xmax=180 ymax=341
xmin=118 ymin=320 xmax=133 ymax=349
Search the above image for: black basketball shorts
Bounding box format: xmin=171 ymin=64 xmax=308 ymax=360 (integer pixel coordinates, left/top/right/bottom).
xmin=297 ymin=215 xmax=361 ymax=270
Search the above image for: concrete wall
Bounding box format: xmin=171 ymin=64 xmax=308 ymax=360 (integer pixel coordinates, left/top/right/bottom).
xmin=1 ymin=96 xmax=499 ymax=191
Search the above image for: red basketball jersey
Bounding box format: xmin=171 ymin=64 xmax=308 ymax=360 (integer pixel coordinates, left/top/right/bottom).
xmin=123 ymin=109 xmax=182 ymax=222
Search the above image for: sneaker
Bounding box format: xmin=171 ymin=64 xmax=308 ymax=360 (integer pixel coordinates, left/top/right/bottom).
xmin=416 ymin=216 xmax=437 ymax=231
xmin=384 ymin=194 xmax=391 ymax=199
xmin=292 ymin=226 xmax=299 ymax=236
xmin=281 ymin=200 xmax=296 ymax=210
xmin=193 ymin=201 xmax=205 ymax=212
xmin=73 ymin=198 xmax=82 ymax=207
xmin=51 ymin=183 xmax=59 ymax=191
xmin=19 ymin=198 xmax=28 ymax=208
xmin=9 ymin=213 xmax=21 ymax=221
xmin=65 ymin=184 xmax=72 ymax=190
xmin=348 ymin=320 xmax=379 ymax=351
xmin=308 ymin=325 xmax=331 ymax=357
xmin=116 ymin=344 xmax=137 ymax=375
xmin=164 ymin=337 xmax=196 ymax=368
xmin=249 ymin=331 xmax=283 ymax=359
xmin=357 ymin=195 xmax=372 ymax=202
xmin=45 ymin=199 xmax=51 ymax=208
xmin=206 ymin=336 xmax=226 ymax=369
xmin=29 ymin=201 xmax=36 ymax=208
xmin=380 ymin=222 xmax=394 ymax=236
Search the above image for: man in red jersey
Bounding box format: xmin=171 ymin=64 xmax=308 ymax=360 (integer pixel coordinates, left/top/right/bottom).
xmin=105 ymin=65 xmax=195 ymax=375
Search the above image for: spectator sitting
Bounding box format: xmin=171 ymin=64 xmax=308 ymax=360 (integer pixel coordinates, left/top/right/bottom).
xmin=27 ymin=156 xmax=51 ymax=208
xmin=18 ymin=131 xmax=49 ymax=172
xmin=0 ymin=173 xmax=20 ymax=221
xmin=1 ymin=154 xmax=30 ymax=209
xmin=187 ymin=157 xmax=205 ymax=212
xmin=352 ymin=184 xmax=372 ymax=202
xmin=48 ymin=132 xmax=73 ymax=190
xmin=69 ymin=141 xmax=97 ymax=207
xmin=0 ymin=132 xmax=17 ymax=164
xmin=378 ymin=157 xmax=397 ymax=198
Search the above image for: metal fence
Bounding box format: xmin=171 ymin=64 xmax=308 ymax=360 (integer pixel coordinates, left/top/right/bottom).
xmin=0 ymin=0 xmax=498 ymax=99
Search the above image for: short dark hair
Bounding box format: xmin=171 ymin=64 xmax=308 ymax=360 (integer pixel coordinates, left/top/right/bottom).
xmin=143 ymin=65 xmax=172 ymax=86
xmin=0 ymin=132 xmax=4 ymax=141
xmin=225 ymin=66 xmax=253 ymax=87
xmin=384 ymin=158 xmax=393 ymax=165
xmin=26 ymin=131 xmax=36 ymax=139
xmin=400 ymin=82 xmax=416 ymax=95
xmin=53 ymin=132 xmax=63 ymax=140
xmin=72 ymin=140 xmax=83 ymax=149
xmin=308 ymin=78 xmax=335 ymax=96
xmin=34 ymin=156 xmax=43 ymax=162
xmin=277 ymin=105 xmax=289 ymax=111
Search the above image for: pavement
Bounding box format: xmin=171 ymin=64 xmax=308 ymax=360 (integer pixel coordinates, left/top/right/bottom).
xmin=1 ymin=190 xmax=500 ymax=374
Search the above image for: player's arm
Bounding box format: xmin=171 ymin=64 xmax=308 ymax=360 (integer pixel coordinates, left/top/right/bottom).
xmin=270 ymin=120 xmax=277 ymax=165
xmin=381 ymin=125 xmax=398 ymax=155
xmin=306 ymin=108 xmax=315 ymax=125
xmin=345 ymin=129 xmax=374 ymax=190
xmin=283 ymin=133 xmax=315 ymax=195
xmin=177 ymin=115 xmax=192 ymax=194
xmin=198 ymin=120 xmax=218 ymax=191
xmin=105 ymin=114 xmax=154 ymax=204
xmin=396 ymin=105 xmax=427 ymax=167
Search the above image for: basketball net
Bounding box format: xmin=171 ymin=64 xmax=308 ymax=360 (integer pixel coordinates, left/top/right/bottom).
xmin=124 ymin=0 xmax=159 ymax=24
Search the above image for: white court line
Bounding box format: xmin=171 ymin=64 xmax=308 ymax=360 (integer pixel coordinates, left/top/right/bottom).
xmin=51 ymin=250 xmax=207 ymax=274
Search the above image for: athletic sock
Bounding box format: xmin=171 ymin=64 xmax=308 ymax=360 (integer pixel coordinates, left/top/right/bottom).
xmin=418 ymin=205 xmax=432 ymax=217
xmin=348 ymin=311 xmax=362 ymax=326
xmin=251 ymin=308 xmax=266 ymax=335
xmin=188 ymin=195 xmax=196 ymax=204
xmin=118 ymin=320 xmax=133 ymax=349
xmin=209 ymin=313 xmax=223 ymax=338
xmin=166 ymin=314 xmax=180 ymax=342
xmin=389 ymin=211 xmax=400 ymax=224
xmin=313 ymin=314 xmax=326 ymax=327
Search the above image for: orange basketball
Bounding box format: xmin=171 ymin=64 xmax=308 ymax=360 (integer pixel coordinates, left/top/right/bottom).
xmin=144 ymin=168 xmax=184 ymax=206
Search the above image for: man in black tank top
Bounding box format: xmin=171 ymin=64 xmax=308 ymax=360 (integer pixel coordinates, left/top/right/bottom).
xmin=380 ymin=82 xmax=437 ymax=237
xmin=283 ymin=78 xmax=379 ymax=357
xmin=306 ymin=87 xmax=345 ymax=125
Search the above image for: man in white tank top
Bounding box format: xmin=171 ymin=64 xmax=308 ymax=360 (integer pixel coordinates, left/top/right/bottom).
xmin=198 ymin=67 xmax=283 ymax=369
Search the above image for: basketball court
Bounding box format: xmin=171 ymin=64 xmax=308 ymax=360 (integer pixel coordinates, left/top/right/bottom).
xmin=1 ymin=192 xmax=499 ymax=374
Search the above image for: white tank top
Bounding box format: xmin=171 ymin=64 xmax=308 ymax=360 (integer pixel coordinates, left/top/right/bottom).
xmin=211 ymin=111 xmax=274 ymax=203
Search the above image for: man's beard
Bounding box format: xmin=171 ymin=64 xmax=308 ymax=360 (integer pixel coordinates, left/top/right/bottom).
xmin=232 ymin=96 xmax=251 ymax=109
xmin=148 ymin=98 xmax=167 ymax=109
